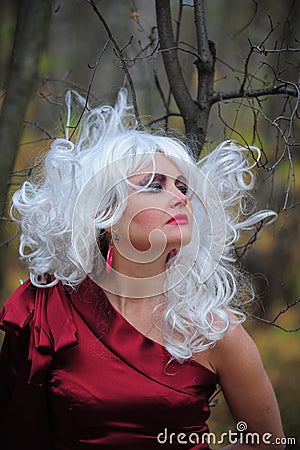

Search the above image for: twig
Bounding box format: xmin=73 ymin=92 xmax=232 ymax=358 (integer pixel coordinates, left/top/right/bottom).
xmin=23 ymin=120 xmax=56 ymax=139
xmin=37 ymin=76 xmax=100 ymax=102
xmin=233 ymin=0 xmax=258 ymax=39
xmin=144 ymin=112 xmax=183 ymax=127
xmin=0 ymin=229 xmax=21 ymax=248
xmin=238 ymin=299 xmax=300 ymax=332
xmin=69 ymin=36 xmax=112 ymax=140
xmin=84 ymin=0 xmax=141 ymax=126
xmin=235 ymin=222 xmax=263 ymax=256
xmin=217 ymin=103 xmax=255 ymax=151
xmin=253 ymin=46 xmax=300 ymax=55
xmin=17 ymin=137 xmax=54 ymax=147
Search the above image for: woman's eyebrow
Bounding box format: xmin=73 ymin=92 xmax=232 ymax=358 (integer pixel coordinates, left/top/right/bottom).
xmin=137 ymin=173 xmax=166 ymax=186
xmin=136 ymin=173 xmax=187 ymax=187
xmin=176 ymin=175 xmax=188 ymax=183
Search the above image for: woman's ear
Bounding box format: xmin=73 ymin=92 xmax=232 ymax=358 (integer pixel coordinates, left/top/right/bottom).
xmin=100 ymin=226 xmax=120 ymax=244
xmin=103 ymin=227 xmax=111 ymax=237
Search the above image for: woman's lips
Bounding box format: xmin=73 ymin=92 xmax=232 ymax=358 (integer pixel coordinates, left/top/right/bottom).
xmin=166 ymin=214 xmax=188 ymax=225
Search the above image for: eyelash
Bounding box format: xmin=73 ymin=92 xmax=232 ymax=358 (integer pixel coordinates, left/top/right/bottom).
xmin=148 ymin=183 xmax=163 ymax=191
xmin=177 ymin=185 xmax=189 ymax=195
xmin=147 ymin=182 xmax=189 ymax=196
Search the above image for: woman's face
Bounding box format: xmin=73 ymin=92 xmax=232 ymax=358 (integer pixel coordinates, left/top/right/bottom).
xmin=114 ymin=152 xmax=193 ymax=261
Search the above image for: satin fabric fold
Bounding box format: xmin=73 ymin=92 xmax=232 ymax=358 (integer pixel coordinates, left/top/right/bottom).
xmin=0 ymin=280 xmax=78 ymax=385
xmin=70 ymin=277 xmax=218 ymax=397
xmin=0 ymin=277 xmax=218 ymax=448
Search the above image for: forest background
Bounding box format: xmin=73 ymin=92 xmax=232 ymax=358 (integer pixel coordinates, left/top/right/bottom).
xmin=0 ymin=0 xmax=299 ymax=445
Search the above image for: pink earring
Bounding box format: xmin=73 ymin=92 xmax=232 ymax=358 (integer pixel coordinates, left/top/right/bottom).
xmin=106 ymin=245 xmax=113 ymax=274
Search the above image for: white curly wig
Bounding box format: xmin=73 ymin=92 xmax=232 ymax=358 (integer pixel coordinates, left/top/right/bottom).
xmin=11 ymin=89 xmax=277 ymax=361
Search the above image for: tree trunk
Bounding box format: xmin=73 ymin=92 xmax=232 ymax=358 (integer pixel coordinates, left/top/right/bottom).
xmin=0 ymin=0 xmax=52 ymax=298
xmin=0 ymin=0 xmax=52 ymax=222
xmin=155 ymin=0 xmax=215 ymax=156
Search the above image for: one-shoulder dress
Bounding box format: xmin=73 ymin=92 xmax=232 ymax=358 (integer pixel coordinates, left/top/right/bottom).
xmin=0 ymin=277 xmax=218 ymax=449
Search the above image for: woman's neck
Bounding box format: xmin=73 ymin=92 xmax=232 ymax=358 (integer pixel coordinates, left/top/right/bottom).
xmin=113 ymin=248 xmax=168 ymax=278
xmin=100 ymin=248 xmax=169 ymax=299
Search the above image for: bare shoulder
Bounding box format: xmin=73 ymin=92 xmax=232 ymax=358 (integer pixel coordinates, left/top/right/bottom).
xmin=213 ymin=311 xmax=260 ymax=363
xmin=209 ymin=311 xmax=285 ymax=446
xmin=195 ymin=311 xmax=259 ymax=374
xmin=193 ymin=312 xmax=253 ymax=375
xmin=209 ymin=310 xmax=270 ymax=384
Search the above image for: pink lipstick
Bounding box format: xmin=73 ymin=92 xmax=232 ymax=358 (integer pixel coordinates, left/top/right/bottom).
xmin=166 ymin=214 xmax=188 ymax=225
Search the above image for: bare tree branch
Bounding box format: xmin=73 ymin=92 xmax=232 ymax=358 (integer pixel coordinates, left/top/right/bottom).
xmin=238 ymin=299 xmax=300 ymax=332
xmin=23 ymin=120 xmax=56 ymax=139
xmin=69 ymin=37 xmax=112 ymax=140
xmin=84 ymin=0 xmax=141 ymax=126
xmin=211 ymin=84 xmax=299 ymax=104
xmin=0 ymin=229 xmax=21 ymax=249
xmin=145 ymin=112 xmax=183 ymax=127
xmin=233 ymin=0 xmax=258 ymax=39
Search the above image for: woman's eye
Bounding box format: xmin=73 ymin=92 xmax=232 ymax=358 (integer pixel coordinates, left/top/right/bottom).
xmin=148 ymin=183 xmax=163 ymax=191
xmin=177 ymin=184 xmax=188 ymax=195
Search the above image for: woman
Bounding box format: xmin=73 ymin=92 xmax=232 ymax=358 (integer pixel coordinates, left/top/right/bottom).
xmin=0 ymin=90 xmax=285 ymax=449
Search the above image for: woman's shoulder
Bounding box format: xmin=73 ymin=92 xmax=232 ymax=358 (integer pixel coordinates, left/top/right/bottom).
xmin=208 ymin=312 xmax=285 ymax=444
xmin=208 ymin=310 xmax=262 ymax=375
xmin=215 ymin=311 xmax=258 ymax=352
xmin=195 ymin=310 xmax=260 ymax=375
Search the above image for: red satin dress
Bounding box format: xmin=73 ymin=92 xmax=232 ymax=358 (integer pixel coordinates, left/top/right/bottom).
xmin=0 ymin=277 xmax=218 ymax=449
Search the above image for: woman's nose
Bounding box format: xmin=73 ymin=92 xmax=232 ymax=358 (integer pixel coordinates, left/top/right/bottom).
xmin=169 ymin=187 xmax=188 ymax=207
